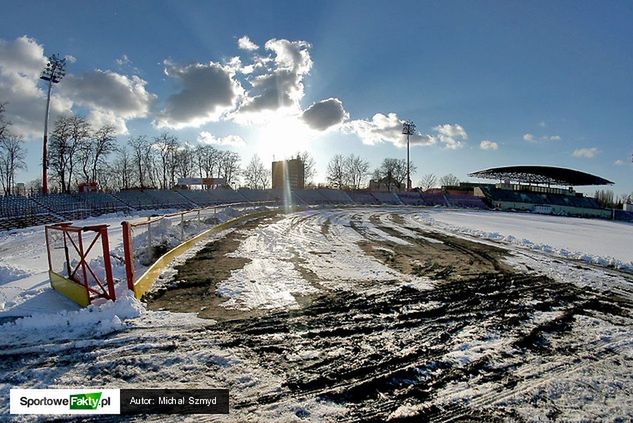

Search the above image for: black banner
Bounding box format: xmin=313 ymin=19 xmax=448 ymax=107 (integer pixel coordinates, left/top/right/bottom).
xmin=120 ymin=389 xmax=229 ymax=414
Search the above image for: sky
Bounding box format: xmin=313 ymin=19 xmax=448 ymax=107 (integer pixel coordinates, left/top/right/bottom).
xmin=0 ymin=0 xmax=632 ymax=194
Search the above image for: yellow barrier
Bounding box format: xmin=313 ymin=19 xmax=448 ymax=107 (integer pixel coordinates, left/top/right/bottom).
xmin=132 ymin=210 xmax=276 ymax=299
xmin=49 ymin=271 xmax=91 ymax=307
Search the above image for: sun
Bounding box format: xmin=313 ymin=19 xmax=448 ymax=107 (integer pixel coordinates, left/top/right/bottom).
xmin=255 ymin=114 xmax=316 ymax=160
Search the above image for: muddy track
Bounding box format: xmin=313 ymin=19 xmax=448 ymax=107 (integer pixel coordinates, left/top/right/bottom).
xmin=155 ymin=209 xmax=633 ymax=421
xmin=2 ymin=208 xmax=630 ymax=422
xmin=211 ymin=266 xmax=629 ymax=421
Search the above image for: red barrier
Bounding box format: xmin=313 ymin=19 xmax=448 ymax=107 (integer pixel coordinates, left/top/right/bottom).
xmin=45 ymin=222 xmax=116 ymax=305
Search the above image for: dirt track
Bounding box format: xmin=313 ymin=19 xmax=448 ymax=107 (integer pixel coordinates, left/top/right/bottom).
xmin=144 ymin=208 xmax=633 ymax=421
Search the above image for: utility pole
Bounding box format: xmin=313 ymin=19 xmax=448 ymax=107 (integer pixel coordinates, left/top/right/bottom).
xmin=40 ymin=54 xmax=67 ymax=194
xmin=402 ymin=120 xmax=416 ymax=191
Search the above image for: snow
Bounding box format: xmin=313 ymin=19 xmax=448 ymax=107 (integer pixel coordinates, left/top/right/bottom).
xmin=418 ymin=209 xmax=633 ymax=271
xmin=0 ymin=291 xmax=144 ymax=347
xmin=0 ymin=206 xmax=631 ymax=421
xmin=0 ymin=207 xmax=269 ymax=318
xmin=215 ymin=209 xmax=433 ymax=310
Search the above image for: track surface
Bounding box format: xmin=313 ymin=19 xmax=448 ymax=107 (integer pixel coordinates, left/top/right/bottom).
xmin=2 ymin=208 xmax=632 ymax=421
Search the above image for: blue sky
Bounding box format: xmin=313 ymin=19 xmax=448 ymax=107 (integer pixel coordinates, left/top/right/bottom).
xmin=1 ymin=0 xmax=632 ymax=193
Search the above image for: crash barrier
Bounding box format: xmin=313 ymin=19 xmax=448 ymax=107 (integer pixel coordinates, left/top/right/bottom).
xmin=44 ymin=222 xmax=116 ymax=306
xmin=121 ymin=202 xmax=276 ymax=299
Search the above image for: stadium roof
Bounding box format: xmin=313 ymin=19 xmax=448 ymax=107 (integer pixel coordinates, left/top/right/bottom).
xmin=468 ymin=166 xmax=614 ymax=186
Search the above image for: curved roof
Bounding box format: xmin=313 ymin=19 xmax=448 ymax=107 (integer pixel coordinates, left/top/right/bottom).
xmin=468 ymin=166 xmax=613 ymax=186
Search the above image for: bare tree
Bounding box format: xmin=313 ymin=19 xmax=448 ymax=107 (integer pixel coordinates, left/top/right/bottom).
xmin=243 ymin=154 xmax=269 ymax=189
xmin=293 ymin=151 xmax=316 ymax=185
xmin=343 ymin=154 xmax=370 ymax=189
xmin=110 ymin=146 xmax=134 ymax=190
xmin=326 ymin=154 xmax=345 ymax=189
xmin=594 ymin=189 xmax=615 ymax=208
xmin=419 ymin=173 xmax=438 ymax=191
xmin=49 ymin=115 xmax=90 ymax=192
xmin=374 ymin=158 xmax=417 ymax=191
xmin=129 ymin=135 xmax=153 ymax=189
xmin=153 ymin=133 xmax=179 ymax=189
xmin=0 ymin=133 xmax=26 ymax=195
xmin=174 ymin=144 xmax=196 ymax=181
xmin=439 ymin=173 xmax=460 ymax=187
xmin=218 ymin=151 xmax=240 ymax=186
xmin=195 ymin=145 xmax=219 ymax=180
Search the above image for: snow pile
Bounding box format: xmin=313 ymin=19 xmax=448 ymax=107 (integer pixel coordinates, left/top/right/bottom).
xmin=0 ymin=264 xmax=30 ymax=284
xmin=0 ymin=291 xmax=144 ymax=346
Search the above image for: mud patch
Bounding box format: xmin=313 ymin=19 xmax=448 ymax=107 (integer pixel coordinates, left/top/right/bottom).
xmin=145 ymin=214 xmax=283 ymax=321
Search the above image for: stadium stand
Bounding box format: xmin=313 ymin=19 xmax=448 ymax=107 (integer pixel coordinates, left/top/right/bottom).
xmin=0 ymin=196 xmax=57 ymax=230
xmin=237 ymin=189 xmax=280 ymax=203
xmin=445 ymin=194 xmax=488 ymax=209
xmin=318 ymin=189 xmax=354 ymax=204
xmin=370 ymin=191 xmax=403 ymax=205
xmin=398 ymin=192 xmax=425 ymax=206
xmin=419 ymin=193 xmax=449 ymax=207
xmin=293 ymin=189 xmax=330 ymax=205
xmin=74 ymin=192 xmax=131 ymax=215
xmin=345 ymin=191 xmax=381 ymax=205
xmin=144 ymin=190 xmax=196 ymax=209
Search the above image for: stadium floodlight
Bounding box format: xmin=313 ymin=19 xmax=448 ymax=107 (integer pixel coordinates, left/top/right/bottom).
xmin=402 ymin=120 xmax=416 ymax=191
xmin=40 ymin=54 xmax=67 ymax=194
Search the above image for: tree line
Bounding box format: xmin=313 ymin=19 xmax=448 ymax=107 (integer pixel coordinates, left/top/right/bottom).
xmin=0 ymin=103 xmax=27 ymax=195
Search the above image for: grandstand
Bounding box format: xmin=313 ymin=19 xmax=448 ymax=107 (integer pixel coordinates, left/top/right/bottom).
xmin=469 ymin=166 xmax=612 ymax=218
xmin=0 ymin=168 xmax=620 ymax=232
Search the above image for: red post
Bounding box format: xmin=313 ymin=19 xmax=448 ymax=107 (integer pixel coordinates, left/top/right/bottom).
xmin=122 ymin=221 xmax=136 ymax=293
xmin=100 ymin=226 xmax=116 ymax=301
xmin=44 ymin=226 xmax=53 ymax=272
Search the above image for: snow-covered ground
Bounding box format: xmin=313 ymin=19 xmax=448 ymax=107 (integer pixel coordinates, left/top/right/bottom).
xmin=421 ymin=209 xmax=633 ymax=271
xmin=1 ymin=206 xmax=632 ymax=420
xmin=0 ymin=207 xmax=259 ymax=317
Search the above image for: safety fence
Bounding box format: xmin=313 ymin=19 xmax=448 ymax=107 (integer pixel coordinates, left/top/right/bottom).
xmin=45 ymin=222 xmax=116 ymax=306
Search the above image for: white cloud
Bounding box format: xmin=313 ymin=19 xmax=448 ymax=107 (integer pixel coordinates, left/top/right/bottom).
xmin=155 ymin=60 xmax=243 ymax=129
xmin=0 ymin=36 xmax=156 ymax=136
xmin=235 ymin=39 xmax=312 ymax=122
xmin=344 ymin=113 xmax=436 ymax=147
xmin=572 ymin=147 xmax=598 ymax=158
xmin=238 ymin=36 xmax=259 ymax=51
xmin=197 ymin=131 xmax=245 ymax=146
xmin=115 ymin=54 xmax=130 ymax=66
xmin=480 ymin=140 xmax=498 ymax=151
xmin=524 ymin=132 xmax=561 ymax=142
xmin=541 ymin=135 xmax=561 ymax=141
xmin=538 ymin=121 xmax=546 ymax=127
xmin=433 ymin=124 xmax=467 ymax=149
xmin=614 ymin=159 xmax=626 ymax=166
xmin=301 ymin=98 xmax=348 ymax=130
xmin=60 ymin=70 xmax=155 ymax=133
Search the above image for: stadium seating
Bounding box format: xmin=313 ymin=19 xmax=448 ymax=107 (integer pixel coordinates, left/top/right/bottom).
xmin=346 ymin=191 xmax=381 ymax=205
xmin=370 ymin=192 xmax=403 ymax=205
xmin=398 ymin=192 xmax=425 ymax=206
xmin=445 ymin=194 xmax=488 ymax=209
xmin=480 ymin=186 xmax=602 ymax=209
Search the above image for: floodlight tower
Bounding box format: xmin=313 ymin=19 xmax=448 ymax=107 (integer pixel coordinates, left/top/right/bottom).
xmin=40 ymin=54 xmax=66 ymax=194
xmin=402 ymin=120 xmax=416 ymax=191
